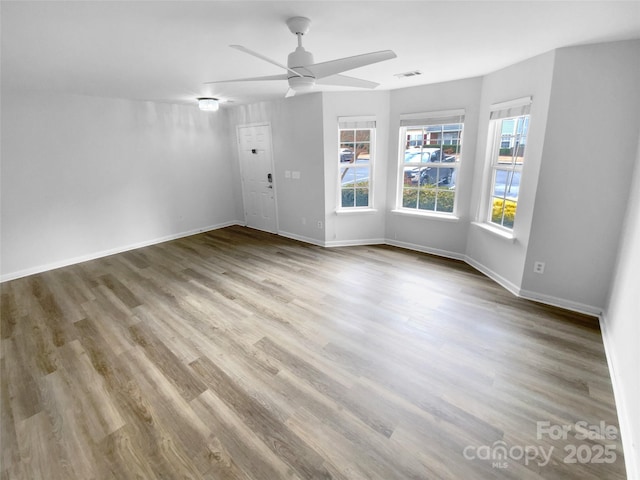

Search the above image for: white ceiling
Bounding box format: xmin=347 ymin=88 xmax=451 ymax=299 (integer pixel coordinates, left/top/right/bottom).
xmin=2 ymin=1 xmax=639 ymax=107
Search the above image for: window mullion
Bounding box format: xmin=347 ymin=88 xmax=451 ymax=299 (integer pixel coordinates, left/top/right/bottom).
xmin=398 ymin=119 xmax=462 ymax=214
xmin=485 ymin=111 xmax=531 ymax=230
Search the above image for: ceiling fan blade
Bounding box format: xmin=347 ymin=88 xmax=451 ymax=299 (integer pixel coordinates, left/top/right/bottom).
xmin=316 ymin=74 xmax=379 ymax=89
xmin=230 ymin=45 xmax=303 ymax=78
xmin=306 ymin=50 xmax=396 ymax=79
xmin=204 ymin=73 xmax=288 ymax=84
xmin=285 ymin=88 xmax=296 ymax=98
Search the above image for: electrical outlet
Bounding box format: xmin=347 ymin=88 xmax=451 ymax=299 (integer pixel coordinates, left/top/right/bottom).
xmin=301 ymin=217 xmax=306 ymax=225
xmin=533 ymin=261 xmax=545 ymax=274
xmin=317 ymin=221 xmax=323 ymax=229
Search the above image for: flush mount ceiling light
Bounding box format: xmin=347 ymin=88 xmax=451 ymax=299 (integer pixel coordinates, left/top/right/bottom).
xmin=197 ymin=97 xmax=219 ymax=111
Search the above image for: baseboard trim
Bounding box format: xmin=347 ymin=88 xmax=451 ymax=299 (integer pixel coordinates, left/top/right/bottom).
xmin=6 ymin=224 xmax=604 ymax=319
xmin=325 ymin=238 xmax=386 ymax=248
xmin=385 ymin=239 xmax=466 ymax=261
xmin=464 ymin=255 xmax=522 ymax=297
xmin=4 ymin=225 xmax=629 ymax=476
xmin=0 ymin=220 xmax=242 ymax=283
xmin=322 ymin=236 xmax=602 ymax=316
xmin=599 ymin=313 xmax=638 ymax=480
xmin=519 ymin=288 xmax=602 ymax=316
xmin=462 ymin=256 xmax=602 ymax=316
xmin=277 ymin=230 xmax=326 ymax=247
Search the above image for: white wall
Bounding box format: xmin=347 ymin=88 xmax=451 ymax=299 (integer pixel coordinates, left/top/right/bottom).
xmin=3 ymin=39 xmax=638 ymax=478
xmin=226 ymin=94 xmax=326 ymax=244
xmin=321 ymin=91 xmax=390 ymax=246
xmin=386 ymin=77 xmax=483 ymax=258
xmin=466 ymin=51 xmax=555 ymax=292
xmin=603 ymin=134 xmax=640 ymax=480
xmin=522 ymin=40 xmax=640 ymax=312
xmin=0 ymin=91 xmax=240 ymax=280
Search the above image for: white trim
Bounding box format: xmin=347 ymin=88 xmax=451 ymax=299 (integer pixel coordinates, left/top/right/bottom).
xmin=396 ymin=119 xmax=464 ymax=216
xmin=386 ymin=239 xmax=466 ymax=261
xmin=337 ymin=115 xmax=376 ymax=125
xmin=464 ymin=255 xmax=522 ymax=296
xmin=335 ymin=208 xmax=378 ymax=215
xmin=325 ymin=238 xmax=386 ymax=248
xmin=490 ymin=96 xmax=532 ymax=111
xmin=0 ymin=221 xmax=242 ymax=283
xmin=519 ymin=288 xmax=602 ymax=316
xmin=277 ymin=230 xmax=326 ymax=247
xmin=472 ymin=221 xmax=516 ymax=241
xmin=464 ymin=254 xmax=602 ymax=315
xmin=6 ymin=223 xmax=603 ymax=319
xmin=231 ymin=121 xmax=271 ymax=128
xmin=391 ymin=209 xmax=460 ymax=222
xmin=599 ymin=313 xmax=639 ymax=480
xmin=399 ymin=108 xmax=465 ymax=121
xmin=338 ymin=124 xmax=376 ymax=210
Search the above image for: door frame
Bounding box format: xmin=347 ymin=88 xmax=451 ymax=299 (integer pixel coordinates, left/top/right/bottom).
xmin=236 ymin=122 xmax=279 ymax=234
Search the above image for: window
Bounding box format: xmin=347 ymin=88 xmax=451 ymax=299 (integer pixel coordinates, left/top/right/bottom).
xmin=339 ymin=117 xmax=375 ymax=209
xmin=397 ymin=110 xmax=464 ymax=214
xmin=485 ymin=97 xmax=532 ymax=230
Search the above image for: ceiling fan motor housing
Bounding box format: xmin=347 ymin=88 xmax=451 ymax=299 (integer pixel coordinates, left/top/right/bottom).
xmin=288 ymin=47 xmax=314 ymax=73
xmin=288 ymin=46 xmax=315 ymax=90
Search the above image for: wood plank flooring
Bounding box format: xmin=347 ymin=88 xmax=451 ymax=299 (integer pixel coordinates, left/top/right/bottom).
xmin=0 ymin=226 xmax=626 ymax=479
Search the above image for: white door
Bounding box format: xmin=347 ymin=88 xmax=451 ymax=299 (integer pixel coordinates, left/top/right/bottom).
xmin=237 ymin=124 xmax=278 ymax=233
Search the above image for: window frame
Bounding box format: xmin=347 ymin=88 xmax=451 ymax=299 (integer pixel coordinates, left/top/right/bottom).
xmin=337 ymin=117 xmax=376 ymax=211
xmin=483 ymin=97 xmax=532 ymax=232
xmin=396 ymin=109 xmax=465 ymax=217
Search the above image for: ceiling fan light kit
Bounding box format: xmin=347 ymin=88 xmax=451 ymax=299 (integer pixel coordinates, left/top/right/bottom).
xmin=288 ymin=75 xmax=315 ymax=92
xmin=204 ymin=16 xmax=397 ymax=98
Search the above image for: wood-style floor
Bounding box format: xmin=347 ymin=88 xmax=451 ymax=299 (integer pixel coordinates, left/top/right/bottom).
xmin=1 ymin=226 xmax=625 ymax=479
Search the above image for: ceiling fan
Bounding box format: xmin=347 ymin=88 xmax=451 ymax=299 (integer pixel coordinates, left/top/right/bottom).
xmin=205 ymin=16 xmax=397 ymax=97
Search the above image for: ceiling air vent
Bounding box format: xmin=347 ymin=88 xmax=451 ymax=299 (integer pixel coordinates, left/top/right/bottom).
xmin=394 ymin=70 xmax=422 ymax=79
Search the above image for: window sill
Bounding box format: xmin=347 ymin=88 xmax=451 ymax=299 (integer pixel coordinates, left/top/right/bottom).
xmin=335 ymin=208 xmax=378 ymax=215
xmin=472 ymin=221 xmax=516 ymax=241
xmin=391 ymin=209 xmax=459 ymax=222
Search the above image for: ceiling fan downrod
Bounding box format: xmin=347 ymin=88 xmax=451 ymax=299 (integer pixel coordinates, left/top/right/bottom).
xmin=286 ymin=17 xmax=315 ymax=91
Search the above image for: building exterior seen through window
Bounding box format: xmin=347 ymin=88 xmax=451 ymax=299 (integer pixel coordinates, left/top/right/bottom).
xmin=339 ymin=127 xmax=373 ymax=208
xmin=399 ymin=121 xmax=463 ymax=214
xmin=488 ymin=114 xmax=530 ymax=229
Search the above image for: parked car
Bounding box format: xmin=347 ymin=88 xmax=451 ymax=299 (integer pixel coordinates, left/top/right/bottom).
xmin=405 ymin=147 xmax=455 ymax=185
xmin=340 ymin=148 xmax=354 ymax=162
